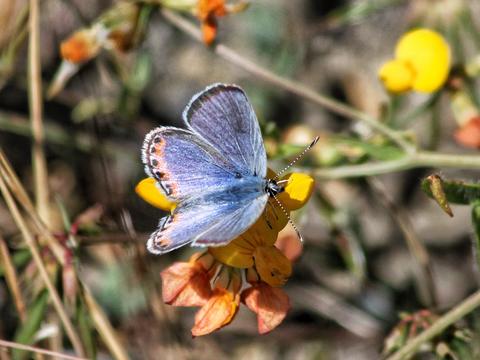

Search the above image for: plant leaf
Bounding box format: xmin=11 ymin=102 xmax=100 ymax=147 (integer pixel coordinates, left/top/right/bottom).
xmin=422 ymin=175 xmax=480 ymax=205
xmin=12 ymin=290 xmax=49 ymax=360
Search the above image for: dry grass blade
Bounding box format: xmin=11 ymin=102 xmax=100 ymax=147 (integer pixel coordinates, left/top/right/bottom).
xmin=289 ymin=285 xmax=383 ymax=338
xmin=368 ymin=178 xmax=436 ymax=307
xmin=28 ymin=0 xmax=49 ymax=223
xmin=0 ymin=174 xmax=85 ymax=356
xmin=0 ymin=150 xmax=129 ymax=359
xmin=82 ymin=287 xmax=130 ymax=360
xmin=0 ymin=339 xmax=88 ymax=360
xmin=0 ymin=236 xmax=27 ymax=322
xmin=0 ymin=347 xmax=11 ymax=360
xmin=0 ymin=151 xmax=64 ymax=263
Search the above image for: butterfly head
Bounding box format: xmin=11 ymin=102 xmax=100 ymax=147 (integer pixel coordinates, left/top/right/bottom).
xmin=265 ymin=179 xmax=284 ymax=197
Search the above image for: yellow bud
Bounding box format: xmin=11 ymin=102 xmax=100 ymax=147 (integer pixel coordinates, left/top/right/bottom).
xmin=378 ymin=59 xmax=415 ymax=93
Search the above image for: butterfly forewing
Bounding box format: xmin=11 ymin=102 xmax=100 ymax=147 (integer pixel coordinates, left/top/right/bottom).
xmin=142 ymin=84 xmax=269 ymax=254
xmin=142 ymin=127 xmax=238 ymax=201
xmin=183 ymin=83 xmax=267 ymax=178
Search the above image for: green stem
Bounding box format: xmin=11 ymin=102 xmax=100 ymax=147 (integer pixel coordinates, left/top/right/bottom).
xmin=313 ymin=151 xmax=480 ymax=179
xmin=386 ymin=289 xmax=480 ymax=360
xmin=159 ymin=8 xmax=416 ymax=154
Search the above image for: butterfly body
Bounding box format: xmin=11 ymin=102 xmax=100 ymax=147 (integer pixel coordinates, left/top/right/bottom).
xmin=142 ymin=83 xmax=275 ymax=255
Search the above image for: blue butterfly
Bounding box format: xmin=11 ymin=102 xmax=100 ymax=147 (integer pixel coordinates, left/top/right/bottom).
xmin=142 ymin=83 xmax=285 ymax=255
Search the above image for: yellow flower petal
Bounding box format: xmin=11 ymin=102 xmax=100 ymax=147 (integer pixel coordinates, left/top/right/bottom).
xmin=277 ymin=173 xmax=315 ymax=211
xmin=254 ymin=246 xmax=292 ymax=287
xmin=209 ymin=232 xmax=256 ymax=268
xmin=209 ymin=198 xmax=283 ymax=268
xmin=135 ymin=177 xmax=175 ymax=212
xmin=378 ymin=59 xmax=415 ymax=93
xmin=395 ymin=28 xmax=450 ymax=93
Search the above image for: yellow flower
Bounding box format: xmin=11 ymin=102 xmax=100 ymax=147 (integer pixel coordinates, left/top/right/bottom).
xmin=379 ymin=28 xmax=451 ymax=93
xmin=137 ymin=169 xmax=314 ymax=335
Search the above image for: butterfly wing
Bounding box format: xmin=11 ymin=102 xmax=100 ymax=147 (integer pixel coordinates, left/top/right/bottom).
xmin=148 ymin=180 xmax=268 ymax=254
xmin=183 ymin=83 xmax=267 ymax=178
xmin=142 ymin=126 xmax=239 ymax=201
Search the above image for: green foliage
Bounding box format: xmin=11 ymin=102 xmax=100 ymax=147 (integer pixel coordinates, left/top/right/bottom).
xmin=421 ymin=176 xmax=480 ymax=205
xmin=12 ymin=290 xmax=49 ymax=360
xmin=77 ymin=299 xmax=97 ymax=359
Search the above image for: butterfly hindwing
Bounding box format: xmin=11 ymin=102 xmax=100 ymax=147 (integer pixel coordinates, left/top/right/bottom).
xmin=183 ymin=83 xmax=267 ymax=178
xmin=147 ymin=180 xmax=268 ymax=254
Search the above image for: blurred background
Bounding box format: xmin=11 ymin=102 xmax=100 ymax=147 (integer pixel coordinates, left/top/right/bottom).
xmin=1 ymin=0 xmax=480 ymax=359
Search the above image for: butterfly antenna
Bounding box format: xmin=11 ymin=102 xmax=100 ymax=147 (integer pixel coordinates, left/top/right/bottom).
xmin=271 ymin=194 xmax=304 ymax=242
xmin=273 ymin=136 xmax=319 ymax=180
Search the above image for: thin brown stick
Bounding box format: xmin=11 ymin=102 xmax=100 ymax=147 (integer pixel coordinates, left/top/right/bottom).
xmin=0 ymin=339 xmax=87 ymax=360
xmin=0 ymin=174 xmax=85 ymax=357
xmin=0 ymin=236 xmax=27 ymax=322
xmin=82 ymin=288 xmax=129 ymax=360
xmin=159 ymin=8 xmax=415 ymax=153
xmin=28 ymin=0 xmax=49 ymax=223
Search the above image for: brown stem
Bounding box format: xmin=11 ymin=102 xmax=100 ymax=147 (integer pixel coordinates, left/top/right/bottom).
xmin=0 ymin=339 xmax=87 ymax=360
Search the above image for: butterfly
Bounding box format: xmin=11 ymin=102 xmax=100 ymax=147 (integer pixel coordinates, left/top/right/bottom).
xmin=142 ymin=83 xmax=288 ymax=255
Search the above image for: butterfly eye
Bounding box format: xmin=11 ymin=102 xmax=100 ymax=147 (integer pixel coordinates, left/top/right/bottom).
xmin=234 ymin=172 xmax=242 ymax=179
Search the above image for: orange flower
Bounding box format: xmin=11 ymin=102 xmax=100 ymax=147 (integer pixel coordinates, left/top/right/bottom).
xmin=160 ymin=252 xmax=216 ymax=306
xmin=242 ymin=282 xmax=290 ymax=334
xmin=195 ymin=0 xmax=249 ymax=45
xmin=137 ymin=168 xmax=315 ymax=335
xmin=454 ymin=116 xmax=480 ymax=149
xmin=49 ymin=3 xmax=140 ymax=98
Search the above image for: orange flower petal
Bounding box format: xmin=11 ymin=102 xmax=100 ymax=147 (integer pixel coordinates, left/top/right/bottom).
xmin=242 ymin=282 xmax=290 ymax=334
xmin=253 ymin=246 xmax=292 ymax=287
xmin=201 ymin=18 xmax=217 ymax=45
xmin=198 ymin=0 xmax=226 ymax=20
xmin=275 ymin=226 xmax=303 ymax=262
xmin=160 ymin=261 xmax=212 ymax=307
xmin=191 ymin=288 xmax=239 ymax=336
